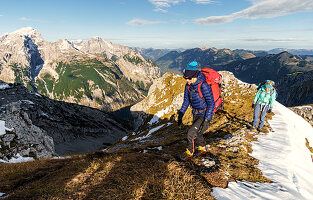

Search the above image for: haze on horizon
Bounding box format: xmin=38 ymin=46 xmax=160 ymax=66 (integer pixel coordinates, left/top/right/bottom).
xmin=0 ymin=0 xmax=313 ymax=50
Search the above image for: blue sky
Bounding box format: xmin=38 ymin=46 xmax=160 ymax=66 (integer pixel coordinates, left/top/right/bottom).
xmin=1 ymin=0 xmax=313 ymax=50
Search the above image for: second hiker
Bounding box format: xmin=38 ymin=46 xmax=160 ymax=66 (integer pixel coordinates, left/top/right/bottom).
xmin=251 ymin=80 xmax=277 ymax=132
xmin=177 ymin=61 xmax=215 ymax=161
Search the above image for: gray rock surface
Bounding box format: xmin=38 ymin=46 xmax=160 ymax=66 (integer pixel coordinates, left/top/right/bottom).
xmin=0 ymin=80 xmax=128 ymax=160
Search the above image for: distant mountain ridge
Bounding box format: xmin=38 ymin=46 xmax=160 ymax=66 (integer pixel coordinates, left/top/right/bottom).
xmin=0 ymin=27 xmax=160 ymax=111
xmin=154 ymin=47 xmax=244 ymax=74
xmin=268 ymin=48 xmax=313 ymax=55
xmin=133 ymin=47 xmax=173 ymax=61
xmin=216 ymin=51 xmax=313 ymax=84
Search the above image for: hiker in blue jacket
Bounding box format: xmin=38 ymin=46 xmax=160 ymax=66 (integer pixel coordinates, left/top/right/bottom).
xmin=251 ymin=80 xmax=277 ymax=132
xmin=177 ymin=61 xmax=215 ymax=161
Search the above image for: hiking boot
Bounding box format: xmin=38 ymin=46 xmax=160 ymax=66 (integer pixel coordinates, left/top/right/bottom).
xmin=179 ymin=148 xmax=194 ymax=161
xmin=195 ymin=146 xmax=208 ymax=157
xmin=249 ymin=126 xmax=257 ymax=130
xmin=257 ymin=127 xmax=262 ymax=132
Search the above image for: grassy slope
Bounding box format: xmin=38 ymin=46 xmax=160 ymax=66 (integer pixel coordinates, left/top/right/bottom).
xmin=0 ymin=72 xmax=275 ymax=199
xmin=35 ymin=57 xmax=145 ymax=109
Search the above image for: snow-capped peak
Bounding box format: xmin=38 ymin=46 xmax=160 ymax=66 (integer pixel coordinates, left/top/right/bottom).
xmin=12 ymin=27 xmax=40 ymax=36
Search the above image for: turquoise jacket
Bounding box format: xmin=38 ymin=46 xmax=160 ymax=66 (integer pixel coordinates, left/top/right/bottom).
xmin=253 ymin=85 xmax=276 ymax=108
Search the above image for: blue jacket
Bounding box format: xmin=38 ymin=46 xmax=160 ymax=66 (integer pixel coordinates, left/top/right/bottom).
xmin=179 ymin=72 xmax=215 ymax=121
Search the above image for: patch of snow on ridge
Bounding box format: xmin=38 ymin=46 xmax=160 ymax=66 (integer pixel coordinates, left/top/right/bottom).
xmin=0 ymin=120 xmax=13 ymax=136
xmin=0 ymin=153 xmax=34 ymax=163
xmin=212 ymin=102 xmax=313 ymax=200
xmin=148 ymin=107 xmax=170 ymax=125
xmin=132 ymin=124 xmax=165 ymax=141
xmin=0 ymin=83 xmax=10 ymax=90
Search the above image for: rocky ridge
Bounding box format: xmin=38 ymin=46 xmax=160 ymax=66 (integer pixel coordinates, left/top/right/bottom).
xmin=106 ymin=70 xmax=276 ymax=192
xmin=0 ymin=27 xmax=160 ymax=111
xmin=0 ymin=81 xmax=128 ymax=161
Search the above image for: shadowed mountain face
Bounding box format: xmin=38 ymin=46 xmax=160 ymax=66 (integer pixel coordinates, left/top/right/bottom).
xmin=0 ymin=81 xmax=128 ymax=160
xmin=276 ymin=71 xmax=313 ymax=107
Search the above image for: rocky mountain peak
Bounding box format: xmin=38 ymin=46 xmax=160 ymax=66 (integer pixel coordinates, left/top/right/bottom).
xmin=11 ymin=27 xmax=43 ymax=43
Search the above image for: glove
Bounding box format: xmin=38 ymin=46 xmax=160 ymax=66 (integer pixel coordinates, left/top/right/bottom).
xmin=178 ymin=111 xmax=183 ymax=126
xmin=201 ymin=119 xmax=210 ymax=132
xmin=267 ymin=109 xmax=272 ymax=113
xmin=252 ymin=104 xmax=255 ymax=109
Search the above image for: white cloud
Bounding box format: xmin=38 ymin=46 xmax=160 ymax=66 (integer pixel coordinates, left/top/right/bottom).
xmin=154 ymin=7 xmax=168 ymax=13
xmin=149 ymin=0 xmax=185 ymax=7
xmin=149 ymin=0 xmax=185 ymax=12
xmin=20 ymin=17 xmax=31 ymax=21
xmin=192 ymin=0 xmax=215 ymax=4
xmin=0 ymin=14 xmax=3 ymax=17
xmin=149 ymin=0 xmax=216 ymax=12
xmin=127 ymin=18 xmax=167 ymax=26
xmin=242 ymin=38 xmax=300 ymax=42
xmin=195 ymin=0 xmax=313 ymax=25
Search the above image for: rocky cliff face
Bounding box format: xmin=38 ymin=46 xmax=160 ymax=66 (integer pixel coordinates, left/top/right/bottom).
xmin=0 ymin=27 xmax=160 ymax=111
xmin=0 ymin=81 xmax=128 ymax=161
xmin=276 ymin=70 xmax=313 ymax=106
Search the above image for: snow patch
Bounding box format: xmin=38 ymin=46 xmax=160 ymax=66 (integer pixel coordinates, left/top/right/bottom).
xmin=0 ymin=83 xmax=10 ymax=90
xmin=122 ymin=136 xmax=128 ymax=141
xmin=132 ymin=124 xmax=165 ymax=141
xmin=0 ymin=120 xmax=13 ymax=136
xmin=0 ymin=153 xmax=34 ymax=163
xmin=20 ymin=100 xmax=34 ymax=105
xmin=148 ymin=107 xmax=170 ymax=125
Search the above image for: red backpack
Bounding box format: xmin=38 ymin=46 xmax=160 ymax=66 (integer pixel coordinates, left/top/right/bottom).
xmin=188 ymin=68 xmax=223 ymax=113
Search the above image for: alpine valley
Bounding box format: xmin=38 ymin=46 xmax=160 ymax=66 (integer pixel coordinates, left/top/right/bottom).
xmin=0 ymin=27 xmax=160 ymax=111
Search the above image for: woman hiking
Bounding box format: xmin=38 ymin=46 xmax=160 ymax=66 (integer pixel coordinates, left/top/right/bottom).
xmin=251 ymin=80 xmax=277 ymax=132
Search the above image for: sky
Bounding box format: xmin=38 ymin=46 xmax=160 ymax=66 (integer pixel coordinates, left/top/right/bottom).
xmin=0 ymin=0 xmax=313 ymax=50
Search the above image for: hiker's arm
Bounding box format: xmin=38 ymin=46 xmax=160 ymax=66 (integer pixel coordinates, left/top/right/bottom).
xmin=201 ymin=82 xmax=215 ymax=121
xmin=253 ymin=89 xmax=261 ymax=104
xmin=269 ymin=90 xmax=276 ymax=108
xmin=179 ymin=84 xmax=190 ymax=115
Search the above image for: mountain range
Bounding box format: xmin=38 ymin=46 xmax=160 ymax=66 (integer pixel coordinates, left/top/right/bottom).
xmin=153 ymin=47 xmax=244 ymax=74
xmin=0 ymin=27 xmax=160 ymax=111
xmin=268 ymin=48 xmax=313 ymax=55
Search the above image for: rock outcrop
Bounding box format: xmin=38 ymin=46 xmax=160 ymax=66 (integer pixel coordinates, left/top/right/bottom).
xmin=0 ymin=81 xmax=128 ymax=160
xmin=277 ymin=71 xmax=313 ymax=106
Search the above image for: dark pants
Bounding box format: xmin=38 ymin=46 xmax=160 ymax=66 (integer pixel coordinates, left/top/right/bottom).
xmin=187 ymin=116 xmax=209 ymax=154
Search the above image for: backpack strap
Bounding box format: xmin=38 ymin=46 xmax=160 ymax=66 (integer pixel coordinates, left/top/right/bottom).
xmin=197 ymin=81 xmax=204 ymax=98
